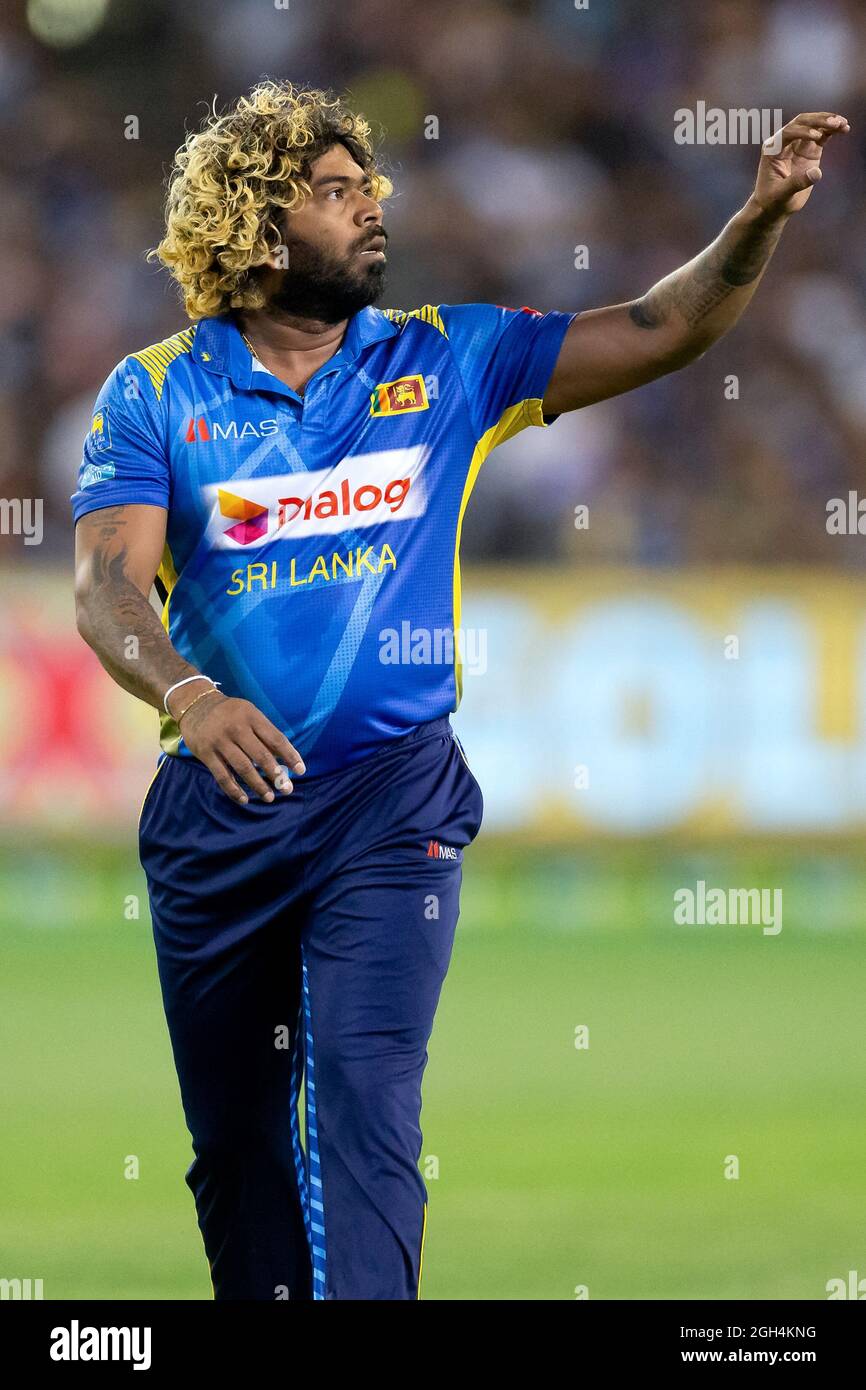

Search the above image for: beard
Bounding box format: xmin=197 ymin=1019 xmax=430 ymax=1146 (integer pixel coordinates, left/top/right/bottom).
xmin=264 ymin=232 xmax=387 ymax=322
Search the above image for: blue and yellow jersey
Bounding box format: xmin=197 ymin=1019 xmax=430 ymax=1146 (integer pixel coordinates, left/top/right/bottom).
xmin=71 ymin=303 xmax=575 ymax=773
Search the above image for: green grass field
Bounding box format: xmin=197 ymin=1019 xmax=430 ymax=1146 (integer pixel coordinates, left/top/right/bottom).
xmin=2 ymin=843 xmax=865 ymax=1300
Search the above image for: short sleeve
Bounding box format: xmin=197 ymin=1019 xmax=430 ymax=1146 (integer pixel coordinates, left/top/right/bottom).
xmin=70 ymin=357 xmax=170 ymax=525
xmin=438 ymin=302 xmax=577 ymax=446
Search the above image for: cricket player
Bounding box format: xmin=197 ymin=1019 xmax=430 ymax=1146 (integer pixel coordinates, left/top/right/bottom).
xmin=71 ymin=81 xmax=847 ymax=1300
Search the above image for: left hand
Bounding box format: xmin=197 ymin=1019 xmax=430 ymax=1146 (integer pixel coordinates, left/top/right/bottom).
xmin=753 ymin=111 xmax=850 ymax=217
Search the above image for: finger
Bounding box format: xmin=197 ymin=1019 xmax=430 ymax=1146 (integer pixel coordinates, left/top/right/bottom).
xmin=771 ymin=165 xmax=823 ymax=201
xmin=798 ymin=123 xmax=848 ymax=144
xmin=765 ymin=123 xmax=827 ymax=153
xmin=220 ymin=743 xmax=277 ymax=801
xmin=201 ymin=752 xmax=250 ymax=806
xmin=790 ymin=112 xmax=849 ymax=129
xmin=235 ymin=732 xmax=294 ymax=796
xmin=765 ymin=116 xmax=849 ymax=154
xmin=251 ymin=717 xmax=307 ymax=776
xmin=787 ymin=138 xmax=824 ymax=162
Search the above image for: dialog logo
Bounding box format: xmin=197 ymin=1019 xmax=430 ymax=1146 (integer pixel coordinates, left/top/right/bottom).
xmin=218 ymin=491 xmax=270 ymax=546
xmin=204 ymin=446 xmax=430 ymax=548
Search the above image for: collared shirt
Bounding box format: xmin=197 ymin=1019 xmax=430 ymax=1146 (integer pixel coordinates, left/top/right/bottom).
xmin=71 ymin=302 xmax=575 ymax=773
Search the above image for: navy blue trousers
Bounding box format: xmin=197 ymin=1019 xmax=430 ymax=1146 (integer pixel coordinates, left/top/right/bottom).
xmin=138 ymin=717 xmax=483 ymax=1300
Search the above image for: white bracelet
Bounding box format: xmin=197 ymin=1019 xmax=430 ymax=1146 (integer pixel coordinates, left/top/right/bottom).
xmin=163 ymin=675 xmax=221 ymax=715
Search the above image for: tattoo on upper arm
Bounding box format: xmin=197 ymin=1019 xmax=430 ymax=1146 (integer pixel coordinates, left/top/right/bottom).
xmin=628 ymin=213 xmax=784 ymax=331
xmin=82 ymin=503 xmax=130 ymax=551
xmin=628 ymin=298 xmax=664 ymax=329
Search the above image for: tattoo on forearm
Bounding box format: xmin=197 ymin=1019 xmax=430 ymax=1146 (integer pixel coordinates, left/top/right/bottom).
xmin=79 ymin=508 xmax=191 ymax=708
xmin=628 ymin=210 xmax=786 ymax=331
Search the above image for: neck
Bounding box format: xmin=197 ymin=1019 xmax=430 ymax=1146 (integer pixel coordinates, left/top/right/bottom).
xmin=236 ymin=308 xmax=347 ymax=359
xmin=234 ymin=308 xmax=351 ymax=396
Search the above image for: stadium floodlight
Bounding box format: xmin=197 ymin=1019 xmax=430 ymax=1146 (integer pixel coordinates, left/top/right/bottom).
xmin=27 ymin=0 xmax=110 ymax=50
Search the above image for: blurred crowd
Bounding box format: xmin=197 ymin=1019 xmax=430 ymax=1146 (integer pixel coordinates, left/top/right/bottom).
xmin=3 ymin=0 xmax=866 ymax=567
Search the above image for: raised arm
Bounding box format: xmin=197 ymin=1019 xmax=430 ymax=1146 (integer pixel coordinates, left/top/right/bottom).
xmin=74 ymin=503 xmax=304 ymax=803
xmin=543 ymin=111 xmax=850 ymax=415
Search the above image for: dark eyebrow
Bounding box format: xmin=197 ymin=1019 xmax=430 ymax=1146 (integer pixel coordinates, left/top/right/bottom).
xmin=312 ymin=173 xmax=373 ymax=191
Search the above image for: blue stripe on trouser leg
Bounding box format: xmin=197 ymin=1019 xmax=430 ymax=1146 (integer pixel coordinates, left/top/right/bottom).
xmin=301 ymin=947 xmax=328 ymax=1299
xmin=289 ymin=989 xmax=311 ymax=1248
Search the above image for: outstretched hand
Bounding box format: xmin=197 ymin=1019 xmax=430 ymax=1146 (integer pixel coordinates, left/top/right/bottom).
xmin=753 ymin=111 xmax=850 ymax=217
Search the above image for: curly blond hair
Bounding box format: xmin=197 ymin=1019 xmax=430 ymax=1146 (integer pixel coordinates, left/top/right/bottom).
xmin=151 ymin=79 xmax=393 ymax=320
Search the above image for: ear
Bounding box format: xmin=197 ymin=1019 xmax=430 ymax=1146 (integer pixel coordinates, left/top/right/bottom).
xmin=263 ymin=211 xmax=290 ymax=272
xmin=264 ymin=242 xmax=291 ymax=273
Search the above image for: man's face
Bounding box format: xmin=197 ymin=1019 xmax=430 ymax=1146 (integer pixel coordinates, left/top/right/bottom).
xmin=265 ymin=142 xmax=388 ymax=322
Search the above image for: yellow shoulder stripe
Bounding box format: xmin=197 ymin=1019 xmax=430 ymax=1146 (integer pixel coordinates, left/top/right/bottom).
xmin=452 ymin=399 xmax=539 ymax=703
xmin=130 ymin=326 xmax=196 ymax=401
xmin=155 ymin=540 xmax=183 ymax=757
xmin=156 ymin=540 xmax=178 ymax=635
xmin=382 ymin=305 xmax=448 ymax=338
